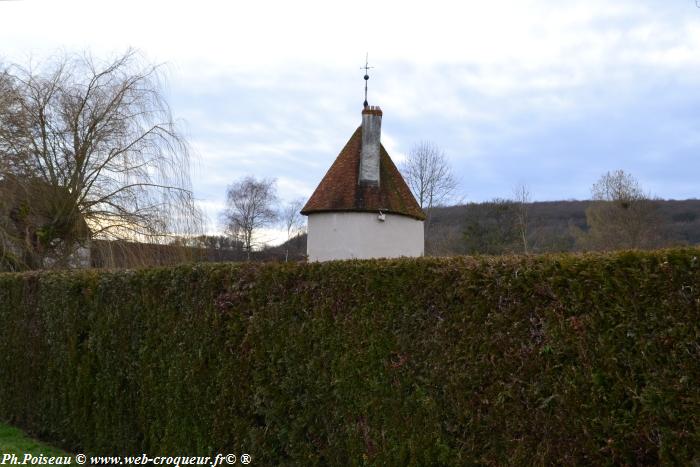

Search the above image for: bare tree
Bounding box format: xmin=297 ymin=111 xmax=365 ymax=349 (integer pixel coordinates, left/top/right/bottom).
xmin=280 ymin=198 xmax=306 ymax=262
xmin=591 ymin=169 xmax=645 ymax=202
xmin=0 ymin=49 xmax=202 ymax=269
xmin=221 ymin=176 xmax=279 ymax=259
xmin=574 ymin=170 xmax=664 ymax=251
xmin=400 ymin=141 xmax=458 ymax=227
xmin=513 ymin=184 xmax=531 ymax=254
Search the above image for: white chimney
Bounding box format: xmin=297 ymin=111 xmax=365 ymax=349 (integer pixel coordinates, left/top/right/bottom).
xmin=359 ymin=106 xmax=382 ymax=185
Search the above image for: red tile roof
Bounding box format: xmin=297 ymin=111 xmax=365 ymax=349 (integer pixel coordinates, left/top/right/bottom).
xmin=301 ymin=126 xmax=426 ymax=220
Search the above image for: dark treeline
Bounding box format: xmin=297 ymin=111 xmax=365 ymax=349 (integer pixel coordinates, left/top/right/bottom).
xmin=10 ymin=199 xmax=699 ymax=270
xmin=266 ymin=198 xmax=700 ymax=261
xmin=426 ymin=199 xmax=700 ymax=256
xmin=90 ymin=235 xmax=308 ymax=269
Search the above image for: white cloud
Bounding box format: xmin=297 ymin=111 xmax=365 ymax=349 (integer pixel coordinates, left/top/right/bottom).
xmin=277 ymin=177 xmax=314 ymax=201
xmin=257 ymin=227 xmax=290 ymax=248
xmin=3 ymin=0 xmax=700 ymax=212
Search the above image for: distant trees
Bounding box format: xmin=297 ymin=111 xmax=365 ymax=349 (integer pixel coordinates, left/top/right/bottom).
xmin=280 ymin=198 xmax=306 ymax=262
xmin=187 ymin=235 xmax=243 ymax=251
xmin=574 ymin=170 xmax=665 ymax=251
xmin=220 ymin=179 xmax=309 ymax=261
xmin=460 ymin=171 xmax=669 ymax=256
xmin=0 ymin=49 xmax=201 ymax=269
xmin=513 ymin=184 xmax=531 ymax=254
xmin=462 ymin=199 xmax=520 ymax=255
xmin=401 ymin=141 xmax=458 ymax=225
xmin=221 ymin=176 xmax=279 ymax=259
xmin=460 ymin=184 xmax=532 ymax=256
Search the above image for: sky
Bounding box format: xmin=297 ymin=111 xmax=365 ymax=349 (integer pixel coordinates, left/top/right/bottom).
xmin=3 ymin=0 xmax=700 ymax=241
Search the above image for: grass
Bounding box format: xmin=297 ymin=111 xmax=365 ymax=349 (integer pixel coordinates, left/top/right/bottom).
xmin=0 ymin=422 xmax=76 ymax=465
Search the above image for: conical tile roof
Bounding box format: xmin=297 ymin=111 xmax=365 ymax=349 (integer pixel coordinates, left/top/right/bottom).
xmin=301 ymin=126 xmax=425 ymax=220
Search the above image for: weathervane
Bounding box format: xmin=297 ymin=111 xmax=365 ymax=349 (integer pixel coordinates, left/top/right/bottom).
xmin=361 ymin=53 xmax=373 ymax=108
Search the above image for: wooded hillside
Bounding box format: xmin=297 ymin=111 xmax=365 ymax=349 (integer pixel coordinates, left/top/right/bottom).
xmin=425 ymin=199 xmax=700 ymax=255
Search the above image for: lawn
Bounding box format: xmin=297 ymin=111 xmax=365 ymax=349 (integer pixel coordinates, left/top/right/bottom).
xmin=0 ymin=422 xmax=75 ymax=465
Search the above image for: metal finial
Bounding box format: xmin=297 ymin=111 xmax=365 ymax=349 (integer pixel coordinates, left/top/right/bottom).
xmin=361 ymin=53 xmax=373 ymax=108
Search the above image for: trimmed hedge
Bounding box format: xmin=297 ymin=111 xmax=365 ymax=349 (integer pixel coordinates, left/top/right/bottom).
xmin=0 ymin=249 xmax=698 ymax=465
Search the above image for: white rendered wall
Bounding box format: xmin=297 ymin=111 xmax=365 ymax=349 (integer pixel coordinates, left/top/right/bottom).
xmin=307 ymin=212 xmax=424 ymax=261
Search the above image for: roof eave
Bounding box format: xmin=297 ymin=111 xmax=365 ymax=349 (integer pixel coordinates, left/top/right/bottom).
xmin=300 ymin=207 xmax=426 ymax=221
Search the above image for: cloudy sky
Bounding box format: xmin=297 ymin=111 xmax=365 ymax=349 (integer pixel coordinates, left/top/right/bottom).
xmin=3 ymin=0 xmax=700 ymax=239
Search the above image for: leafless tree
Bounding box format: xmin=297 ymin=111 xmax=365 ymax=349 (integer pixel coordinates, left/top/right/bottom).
xmin=221 ymin=176 xmax=279 ymax=259
xmin=513 ymin=184 xmax=531 ymax=254
xmin=280 ymin=198 xmax=306 ymax=262
xmin=574 ymin=170 xmax=664 ymax=251
xmin=0 ymin=49 xmax=202 ymax=269
xmin=401 ymin=141 xmax=458 ymax=228
xmin=590 ymin=169 xmax=645 ymax=202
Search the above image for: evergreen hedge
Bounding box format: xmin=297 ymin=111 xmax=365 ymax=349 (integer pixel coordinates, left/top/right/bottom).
xmin=0 ymin=249 xmax=698 ymax=465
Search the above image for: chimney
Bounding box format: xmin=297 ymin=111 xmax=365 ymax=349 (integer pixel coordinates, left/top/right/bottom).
xmin=359 ymin=106 xmax=382 ymax=185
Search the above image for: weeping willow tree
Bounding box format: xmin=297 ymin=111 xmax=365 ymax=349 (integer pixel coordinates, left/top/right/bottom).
xmin=0 ymin=50 xmax=203 ymax=270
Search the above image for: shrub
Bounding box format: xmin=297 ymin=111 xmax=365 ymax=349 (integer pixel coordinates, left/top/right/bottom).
xmin=0 ymin=249 xmax=698 ymax=465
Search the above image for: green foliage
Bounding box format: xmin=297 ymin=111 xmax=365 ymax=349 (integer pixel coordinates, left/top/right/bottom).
xmin=0 ymin=249 xmax=23 ymax=272
xmin=0 ymin=250 xmax=699 ymax=465
xmin=0 ymin=422 xmax=75 ymax=465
